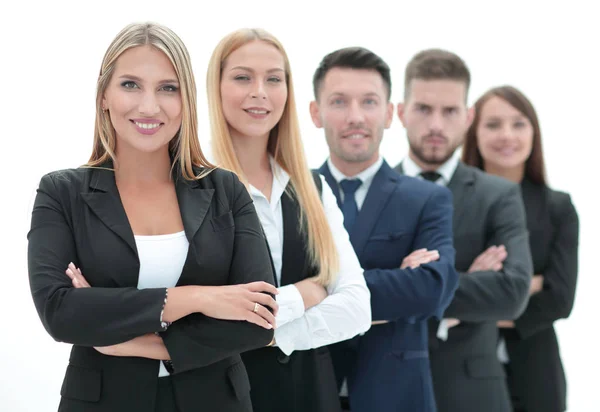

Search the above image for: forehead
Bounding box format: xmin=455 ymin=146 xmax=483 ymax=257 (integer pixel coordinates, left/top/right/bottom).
xmin=114 ymin=45 xmax=177 ymax=79
xmin=223 ymin=40 xmax=285 ymax=71
xmin=408 ymin=79 xmax=466 ymax=106
xmin=321 ymin=67 xmax=386 ymax=97
xmin=480 ymin=96 xmax=524 ymax=118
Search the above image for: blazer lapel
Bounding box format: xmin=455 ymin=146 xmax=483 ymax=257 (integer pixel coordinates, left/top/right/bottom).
xmin=351 ymin=161 xmax=398 ymax=258
xmin=81 ymin=167 xmax=138 ymax=258
xmin=447 ymin=162 xmax=476 ymax=230
xmin=175 ymin=174 xmax=214 ymax=243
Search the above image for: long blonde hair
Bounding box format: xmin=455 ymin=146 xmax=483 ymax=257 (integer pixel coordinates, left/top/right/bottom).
xmin=87 ymin=22 xmax=214 ymax=179
xmin=207 ymin=28 xmax=339 ymax=286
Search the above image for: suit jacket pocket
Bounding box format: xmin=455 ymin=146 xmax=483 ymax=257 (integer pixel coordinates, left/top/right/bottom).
xmin=368 ymin=231 xmax=411 ymax=241
xmin=465 ymin=355 xmax=506 ymax=379
xmin=227 ymin=360 xmax=251 ymax=401
xmin=60 ymin=364 xmax=101 ymax=402
xmin=211 ymin=211 xmax=235 ymax=232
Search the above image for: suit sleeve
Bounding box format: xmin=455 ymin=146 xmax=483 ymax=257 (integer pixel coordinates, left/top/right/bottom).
xmin=160 ymin=173 xmax=275 ymax=373
xmin=28 ymin=174 xmax=168 ymax=347
xmin=515 ymin=194 xmax=579 ymax=339
xmin=443 ymin=184 xmax=533 ymax=321
xmin=365 ymin=186 xmax=458 ymax=321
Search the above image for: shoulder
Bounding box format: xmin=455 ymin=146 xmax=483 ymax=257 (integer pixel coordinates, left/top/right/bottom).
xmin=464 ymin=165 xmax=520 ymax=198
xmin=396 ymin=174 xmax=452 ymax=202
xmin=547 ymin=187 xmax=577 ymax=217
xmin=38 ymin=167 xmax=96 ymax=194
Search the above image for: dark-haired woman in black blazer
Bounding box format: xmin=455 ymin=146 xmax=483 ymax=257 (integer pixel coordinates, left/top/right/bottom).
xmin=463 ymin=85 xmax=579 ymax=412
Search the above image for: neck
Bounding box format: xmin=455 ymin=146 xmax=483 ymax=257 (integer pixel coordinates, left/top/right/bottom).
xmin=114 ymin=144 xmax=172 ymax=184
xmin=330 ymin=154 xmax=379 ymax=178
xmin=231 ymin=131 xmax=271 ymax=177
xmin=408 ymin=150 xmax=442 ymax=172
xmin=484 ymin=163 xmax=525 ymax=183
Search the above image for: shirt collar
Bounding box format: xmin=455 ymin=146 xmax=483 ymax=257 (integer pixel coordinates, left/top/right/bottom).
xmin=248 ymin=156 xmax=290 ymax=208
xmin=327 ymin=156 xmax=384 ymax=188
xmin=402 ymin=151 xmax=460 ymax=185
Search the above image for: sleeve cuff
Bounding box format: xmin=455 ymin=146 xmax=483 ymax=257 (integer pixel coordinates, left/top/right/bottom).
xmin=275 ymin=285 xmax=305 ymax=328
xmin=436 ymin=319 xmax=450 ymax=341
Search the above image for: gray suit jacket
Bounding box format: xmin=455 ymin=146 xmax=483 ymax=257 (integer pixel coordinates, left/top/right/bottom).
xmin=395 ymin=161 xmax=533 ymax=412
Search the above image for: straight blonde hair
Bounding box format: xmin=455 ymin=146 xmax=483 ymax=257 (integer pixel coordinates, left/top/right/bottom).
xmin=207 ymin=28 xmax=339 ymax=286
xmin=87 ymin=22 xmax=214 ymax=179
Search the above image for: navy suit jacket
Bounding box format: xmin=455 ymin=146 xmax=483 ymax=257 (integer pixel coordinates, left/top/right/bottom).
xmin=319 ymin=161 xmax=458 ymax=412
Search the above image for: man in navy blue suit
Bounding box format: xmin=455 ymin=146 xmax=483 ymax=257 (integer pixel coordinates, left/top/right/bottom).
xmin=309 ymin=47 xmax=459 ymax=412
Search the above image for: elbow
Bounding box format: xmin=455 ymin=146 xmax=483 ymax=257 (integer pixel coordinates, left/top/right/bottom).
xmin=429 ymin=265 xmax=459 ymax=317
xmin=507 ymin=278 xmax=532 ymax=320
xmin=554 ymin=293 xmax=576 ymax=320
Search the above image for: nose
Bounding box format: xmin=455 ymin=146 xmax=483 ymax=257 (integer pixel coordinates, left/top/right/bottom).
xmin=250 ymin=81 xmax=267 ymax=100
xmin=428 ymin=111 xmax=444 ymax=133
xmin=139 ymin=91 xmax=160 ymax=116
xmin=346 ymin=100 xmax=365 ymax=125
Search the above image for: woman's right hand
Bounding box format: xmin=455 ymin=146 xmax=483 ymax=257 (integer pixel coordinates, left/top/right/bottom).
xmin=198 ymin=282 xmax=279 ymax=329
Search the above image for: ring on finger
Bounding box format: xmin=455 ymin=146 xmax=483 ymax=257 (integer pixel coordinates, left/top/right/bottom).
xmin=253 ymin=302 xmax=259 ymax=313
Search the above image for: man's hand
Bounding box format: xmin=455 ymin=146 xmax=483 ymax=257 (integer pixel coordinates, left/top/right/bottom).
xmin=468 ymin=245 xmax=507 ymax=273
xmin=401 ymin=249 xmax=440 ymax=269
xmin=530 ymin=275 xmax=544 ymax=295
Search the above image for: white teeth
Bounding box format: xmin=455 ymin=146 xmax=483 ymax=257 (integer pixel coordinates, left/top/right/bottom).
xmin=135 ymin=122 xmax=160 ymax=129
xmin=346 ymin=134 xmax=366 ymax=139
xmin=246 ymin=109 xmax=268 ymax=114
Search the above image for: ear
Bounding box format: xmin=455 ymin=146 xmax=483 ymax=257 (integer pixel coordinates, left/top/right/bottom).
xmin=397 ymin=102 xmax=407 ymax=127
xmin=309 ymin=100 xmax=323 ymax=128
xmin=385 ymin=102 xmax=394 ymax=129
xmin=466 ymin=106 xmax=475 ymax=128
xmin=101 ymin=95 xmax=108 ymax=112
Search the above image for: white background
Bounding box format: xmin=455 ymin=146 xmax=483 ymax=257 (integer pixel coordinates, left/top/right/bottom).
xmin=1 ymin=0 xmax=597 ymax=410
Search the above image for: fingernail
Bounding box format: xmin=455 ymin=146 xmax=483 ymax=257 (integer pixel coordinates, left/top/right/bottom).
xmin=74 ymin=278 xmax=79 ymax=285
xmin=267 ymin=324 xmax=273 ymax=329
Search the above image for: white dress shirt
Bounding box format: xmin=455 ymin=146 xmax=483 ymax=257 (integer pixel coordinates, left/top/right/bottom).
xmin=248 ymin=158 xmax=371 ymax=355
xmin=401 ymin=153 xmax=459 ymax=341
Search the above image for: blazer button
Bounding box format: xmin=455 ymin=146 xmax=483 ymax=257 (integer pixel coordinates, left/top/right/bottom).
xmin=277 ymin=354 xmax=290 ymax=364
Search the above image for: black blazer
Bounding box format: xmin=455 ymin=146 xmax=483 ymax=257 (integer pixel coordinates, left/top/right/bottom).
xmin=27 ymin=165 xmax=275 ymax=412
xmin=395 ymin=162 xmax=533 ymax=412
xmin=502 ymin=179 xmax=579 ymax=412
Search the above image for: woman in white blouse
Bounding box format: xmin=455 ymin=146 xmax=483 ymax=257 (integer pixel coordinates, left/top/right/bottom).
xmin=206 ymin=28 xmax=372 ymax=412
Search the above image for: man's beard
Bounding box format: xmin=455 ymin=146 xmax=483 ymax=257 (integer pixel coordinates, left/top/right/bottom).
xmin=408 ymin=134 xmax=458 ymax=167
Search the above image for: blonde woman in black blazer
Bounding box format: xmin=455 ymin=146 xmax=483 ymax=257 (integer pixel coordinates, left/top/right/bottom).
xmin=27 ymin=22 xmax=277 ymax=412
xmin=463 ymin=85 xmax=579 ymax=412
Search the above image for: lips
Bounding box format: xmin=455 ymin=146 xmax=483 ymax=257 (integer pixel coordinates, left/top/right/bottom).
xmin=342 ymin=131 xmax=369 ymax=139
xmin=130 ymin=119 xmax=164 ymax=135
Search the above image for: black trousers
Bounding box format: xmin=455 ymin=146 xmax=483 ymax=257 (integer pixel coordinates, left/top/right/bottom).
xmin=155 ymin=376 xmax=179 ymax=412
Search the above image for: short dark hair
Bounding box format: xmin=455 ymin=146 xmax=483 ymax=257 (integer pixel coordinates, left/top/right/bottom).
xmin=404 ymin=49 xmax=470 ymax=100
xmin=463 ymin=85 xmax=547 ymax=185
xmin=313 ymin=47 xmax=391 ymax=100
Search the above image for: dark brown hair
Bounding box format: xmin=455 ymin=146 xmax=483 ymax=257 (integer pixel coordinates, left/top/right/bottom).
xmin=462 ymin=85 xmax=546 ymax=185
xmin=404 ymin=49 xmax=470 ymax=100
xmin=313 ymin=47 xmax=391 ymax=100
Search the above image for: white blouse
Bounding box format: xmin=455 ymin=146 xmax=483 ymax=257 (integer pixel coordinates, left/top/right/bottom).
xmin=135 ymin=231 xmax=189 ymax=376
xmin=248 ymin=158 xmax=371 ymax=355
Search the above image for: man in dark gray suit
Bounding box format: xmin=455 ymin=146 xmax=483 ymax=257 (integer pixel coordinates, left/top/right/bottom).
xmin=394 ymin=49 xmax=533 ymax=412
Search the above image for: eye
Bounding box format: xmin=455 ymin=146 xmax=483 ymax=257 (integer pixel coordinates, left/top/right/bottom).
xmin=485 ymin=122 xmax=500 ymax=129
xmin=160 ymin=84 xmax=179 ymax=92
xmin=331 ymin=98 xmax=345 ymax=106
xmin=121 ymin=81 xmax=139 ymax=89
xmin=514 ymin=121 xmax=527 ymax=128
xmin=363 ymin=98 xmax=377 ymax=106
xmin=267 ymin=76 xmax=282 ymax=83
xmin=417 ymin=105 xmax=431 ymax=114
xmin=444 ymin=107 xmax=457 ymax=115
xmin=234 ymin=75 xmax=251 ymax=81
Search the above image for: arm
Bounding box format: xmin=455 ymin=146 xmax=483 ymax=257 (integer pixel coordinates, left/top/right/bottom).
xmin=159 ymin=173 xmax=276 ymax=373
xmin=443 ymin=184 xmax=533 ymax=321
xmin=364 ymin=187 xmax=458 ymax=322
xmin=514 ymin=195 xmax=579 ymax=338
xmin=28 ymin=174 xmax=173 ymax=347
xmin=274 ymin=177 xmax=371 ymax=355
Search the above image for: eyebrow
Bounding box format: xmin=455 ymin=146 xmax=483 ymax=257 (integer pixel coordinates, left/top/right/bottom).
xmin=229 ymin=66 xmax=285 ymax=74
xmin=118 ymin=74 xmax=179 ymax=84
xmin=328 ymin=92 xmax=382 ymax=98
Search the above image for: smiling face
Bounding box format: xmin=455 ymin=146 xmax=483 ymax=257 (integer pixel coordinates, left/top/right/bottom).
xmin=310 ymin=67 xmax=393 ymax=170
xmin=219 ymin=40 xmax=288 ymax=142
xmin=476 ymin=95 xmax=534 ymax=172
xmin=102 ymin=45 xmax=182 ymax=155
